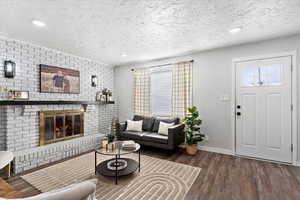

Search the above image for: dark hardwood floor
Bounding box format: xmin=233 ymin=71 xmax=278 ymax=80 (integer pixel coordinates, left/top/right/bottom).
xmin=6 ymin=147 xmax=300 ymax=200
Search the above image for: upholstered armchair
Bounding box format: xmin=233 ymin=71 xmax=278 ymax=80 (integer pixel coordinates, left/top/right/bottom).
xmin=0 ymin=151 xmax=14 ymax=178
xmin=1 ymin=179 xmax=98 ymax=200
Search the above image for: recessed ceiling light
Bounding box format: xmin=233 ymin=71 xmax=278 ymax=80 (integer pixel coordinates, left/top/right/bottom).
xmin=229 ymin=27 xmax=241 ymax=34
xmin=121 ymin=53 xmax=128 ymax=57
xmin=32 ymin=20 xmax=46 ymax=27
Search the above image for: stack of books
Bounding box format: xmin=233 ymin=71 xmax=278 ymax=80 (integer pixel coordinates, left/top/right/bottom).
xmin=122 ymin=140 xmax=136 ymax=150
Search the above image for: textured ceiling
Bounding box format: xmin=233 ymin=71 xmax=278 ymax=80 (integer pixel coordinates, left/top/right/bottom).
xmin=0 ymin=0 xmax=300 ymax=66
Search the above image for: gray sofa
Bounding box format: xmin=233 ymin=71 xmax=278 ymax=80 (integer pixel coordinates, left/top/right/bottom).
xmin=118 ymin=115 xmax=185 ymax=150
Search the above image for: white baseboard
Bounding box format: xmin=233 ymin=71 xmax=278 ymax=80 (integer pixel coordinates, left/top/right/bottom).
xmin=197 ymin=146 xmax=300 ymax=166
xmin=198 ymin=145 xmax=234 ymax=155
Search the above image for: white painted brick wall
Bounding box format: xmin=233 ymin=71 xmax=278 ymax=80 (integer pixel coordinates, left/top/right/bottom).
xmin=0 ymin=36 xmax=117 ymax=173
xmin=0 ymin=39 xmax=114 ymax=101
xmin=0 ymin=106 xmax=6 ymax=149
xmin=13 ymin=134 xmax=104 ymax=174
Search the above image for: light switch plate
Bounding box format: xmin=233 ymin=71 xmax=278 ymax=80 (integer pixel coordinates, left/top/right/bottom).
xmin=219 ymin=94 xmax=230 ymax=101
xmin=223 ymin=94 xmax=230 ymax=101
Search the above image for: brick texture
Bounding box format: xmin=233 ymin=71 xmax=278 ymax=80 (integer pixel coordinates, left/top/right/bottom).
xmin=0 ymin=37 xmax=115 ymax=173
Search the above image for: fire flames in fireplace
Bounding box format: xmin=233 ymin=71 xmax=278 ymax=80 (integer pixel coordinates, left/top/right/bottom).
xmin=39 ymin=110 xmax=84 ymax=145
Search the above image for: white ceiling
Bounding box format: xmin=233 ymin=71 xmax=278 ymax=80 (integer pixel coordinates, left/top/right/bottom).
xmin=0 ymin=0 xmax=300 ymax=66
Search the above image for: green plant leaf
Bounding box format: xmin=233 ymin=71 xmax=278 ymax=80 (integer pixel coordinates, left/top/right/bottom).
xmin=184 ymin=106 xmax=207 ymax=145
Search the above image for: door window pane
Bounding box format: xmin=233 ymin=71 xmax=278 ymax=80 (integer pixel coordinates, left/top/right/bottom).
xmin=242 ymin=67 xmax=259 ymax=87
xmin=260 ymin=64 xmax=282 ymax=86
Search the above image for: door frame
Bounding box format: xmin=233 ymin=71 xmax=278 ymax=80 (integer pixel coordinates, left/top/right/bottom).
xmin=231 ymin=50 xmax=298 ymax=165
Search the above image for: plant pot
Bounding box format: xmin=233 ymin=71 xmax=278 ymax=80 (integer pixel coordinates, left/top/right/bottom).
xmin=186 ymin=144 xmax=198 ymax=155
xmin=106 ymin=142 xmax=116 ymax=151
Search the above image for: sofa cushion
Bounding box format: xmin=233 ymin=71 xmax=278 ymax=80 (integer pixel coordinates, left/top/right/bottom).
xmin=152 ymin=117 xmax=180 ymax=132
xmin=120 ymin=131 xmax=168 ymax=144
xmin=133 ymin=115 xmax=155 ymax=131
xmin=133 ymin=115 xmax=144 ymax=121
xmin=142 ymin=132 xmax=168 ymax=144
xmin=121 ymin=131 xmax=143 ymax=140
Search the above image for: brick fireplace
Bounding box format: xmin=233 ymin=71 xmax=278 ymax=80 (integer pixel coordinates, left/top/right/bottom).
xmin=0 ymin=104 xmax=111 ymax=173
xmin=39 ymin=110 xmax=84 ymax=146
xmin=0 ymin=36 xmax=116 ymax=174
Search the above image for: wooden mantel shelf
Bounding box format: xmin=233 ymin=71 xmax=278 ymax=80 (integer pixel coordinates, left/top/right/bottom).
xmin=0 ymin=100 xmax=114 ymax=106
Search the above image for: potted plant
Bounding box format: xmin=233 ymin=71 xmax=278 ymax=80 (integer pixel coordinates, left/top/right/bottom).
xmin=107 ymin=90 xmax=113 ymax=101
xmin=107 ymin=133 xmax=115 ymax=143
xmin=184 ymin=106 xmax=206 ymax=155
xmin=101 ymin=88 xmax=113 ymax=102
xmin=106 ymin=133 xmax=115 ymax=150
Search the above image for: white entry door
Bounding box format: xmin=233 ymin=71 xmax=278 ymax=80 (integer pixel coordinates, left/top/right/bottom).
xmin=235 ymin=56 xmax=292 ymax=163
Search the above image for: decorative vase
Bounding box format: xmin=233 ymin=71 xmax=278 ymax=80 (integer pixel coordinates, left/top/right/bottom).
xmin=101 ymin=140 xmax=108 ymax=149
xmin=107 ymin=142 xmax=115 ymax=151
xmin=100 ymin=95 xmax=105 ymax=102
xmin=111 ymin=118 xmax=120 ymax=140
xmin=186 ymin=144 xmax=198 ymax=155
xmin=96 ymin=92 xmax=102 ymax=101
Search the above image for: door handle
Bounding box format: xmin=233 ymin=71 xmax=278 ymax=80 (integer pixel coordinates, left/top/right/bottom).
xmin=236 ymin=112 xmax=241 ymax=116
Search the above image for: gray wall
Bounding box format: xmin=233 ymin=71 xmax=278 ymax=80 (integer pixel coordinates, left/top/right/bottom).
xmin=114 ymin=34 xmax=300 ymax=162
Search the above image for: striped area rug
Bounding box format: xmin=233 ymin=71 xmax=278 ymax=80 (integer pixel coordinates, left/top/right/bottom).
xmin=21 ymin=152 xmax=201 ymax=200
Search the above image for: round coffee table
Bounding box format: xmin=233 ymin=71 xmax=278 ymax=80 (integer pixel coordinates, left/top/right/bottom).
xmin=95 ymin=141 xmax=140 ymax=184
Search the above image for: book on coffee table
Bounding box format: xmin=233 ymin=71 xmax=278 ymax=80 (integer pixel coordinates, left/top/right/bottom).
xmin=122 ymin=140 xmax=136 ymax=150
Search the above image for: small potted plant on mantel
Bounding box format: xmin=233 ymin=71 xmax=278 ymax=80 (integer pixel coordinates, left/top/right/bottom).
xmin=184 ymin=106 xmax=207 ymax=155
xmin=101 ymin=88 xmax=113 ymax=102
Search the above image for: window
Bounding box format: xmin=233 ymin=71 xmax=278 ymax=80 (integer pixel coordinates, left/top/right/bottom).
xmin=241 ymin=64 xmax=282 ymax=87
xmin=260 ymin=64 xmax=282 ymax=86
xmin=133 ymin=61 xmax=192 ymax=118
xmin=151 ymin=67 xmax=172 ymax=116
xmin=242 ymin=67 xmax=259 ymax=86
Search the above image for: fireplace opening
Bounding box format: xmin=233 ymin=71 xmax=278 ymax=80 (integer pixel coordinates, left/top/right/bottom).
xmin=39 ymin=110 xmax=84 ymax=145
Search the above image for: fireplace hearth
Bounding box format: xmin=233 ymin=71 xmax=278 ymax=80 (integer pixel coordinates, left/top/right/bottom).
xmin=39 ymin=110 xmax=84 ymax=145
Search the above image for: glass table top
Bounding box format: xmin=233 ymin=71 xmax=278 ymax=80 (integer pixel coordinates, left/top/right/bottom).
xmin=96 ymin=141 xmax=140 ymax=156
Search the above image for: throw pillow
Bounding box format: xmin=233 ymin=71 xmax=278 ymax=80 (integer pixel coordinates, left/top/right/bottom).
xmin=126 ymin=120 xmax=143 ymax=132
xmin=158 ymin=121 xmax=175 ymax=135
xmin=152 ymin=117 xmax=180 ymax=132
